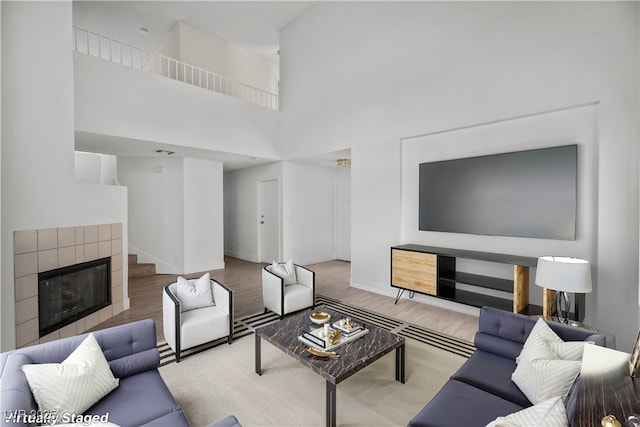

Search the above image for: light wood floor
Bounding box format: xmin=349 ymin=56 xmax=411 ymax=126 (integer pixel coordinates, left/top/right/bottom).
xmin=91 ymin=257 xmax=479 ymax=343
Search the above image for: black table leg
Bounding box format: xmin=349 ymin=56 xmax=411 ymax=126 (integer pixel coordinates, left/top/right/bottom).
xmin=326 ymin=380 xmax=336 ymax=427
xmin=395 ymin=343 xmax=405 ymax=384
xmin=255 ymin=333 xmax=262 ymax=376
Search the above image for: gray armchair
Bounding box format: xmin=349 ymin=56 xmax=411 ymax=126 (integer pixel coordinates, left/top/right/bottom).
xmin=262 ymin=263 xmax=315 ymax=318
xmin=163 ymin=276 xmax=233 ymax=362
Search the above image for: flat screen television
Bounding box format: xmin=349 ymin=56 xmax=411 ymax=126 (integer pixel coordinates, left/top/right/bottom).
xmin=418 ymin=144 xmax=577 ymax=240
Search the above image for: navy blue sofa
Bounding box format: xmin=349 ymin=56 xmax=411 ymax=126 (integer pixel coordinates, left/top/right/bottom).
xmin=0 ymin=319 xmax=240 ymax=427
xmin=408 ymin=307 xmax=606 ymax=427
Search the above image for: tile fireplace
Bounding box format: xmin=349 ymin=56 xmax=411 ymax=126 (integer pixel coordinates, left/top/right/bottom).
xmin=13 ymin=223 xmax=124 ymax=348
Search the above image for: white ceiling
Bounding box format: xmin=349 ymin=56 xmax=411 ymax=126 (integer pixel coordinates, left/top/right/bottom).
xmin=74 ymin=131 xmax=277 ymax=171
xmin=73 ymin=1 xmax=351 ymax=171
xmin=75 ymin=131 xmax=351 ymax=171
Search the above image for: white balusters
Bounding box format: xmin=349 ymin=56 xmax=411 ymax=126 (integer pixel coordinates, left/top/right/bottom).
xmin=72 ymin=26 xmax=278 ymax=111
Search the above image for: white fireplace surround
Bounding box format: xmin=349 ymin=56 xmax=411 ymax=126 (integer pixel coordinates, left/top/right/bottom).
xmin=13 ymin=223 xmax=124 ymax=348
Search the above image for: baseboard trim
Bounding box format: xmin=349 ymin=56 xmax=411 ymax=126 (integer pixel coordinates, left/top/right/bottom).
xmin=350 ymin=280 xmax=480 ymax=317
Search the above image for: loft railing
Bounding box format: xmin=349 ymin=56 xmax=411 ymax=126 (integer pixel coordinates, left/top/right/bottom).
xmin=72 ymin=26 xmax=279 ymax=111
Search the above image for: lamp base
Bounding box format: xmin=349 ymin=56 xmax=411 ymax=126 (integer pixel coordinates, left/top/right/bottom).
xmin=549 ymin=291 xmax=586 ymax=324
xmin=555 ymin=291 xmax=571 ymax=324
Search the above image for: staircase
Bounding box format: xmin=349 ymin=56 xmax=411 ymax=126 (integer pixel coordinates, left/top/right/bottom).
xmin=128 ymin=254 xmax=156 ymax=278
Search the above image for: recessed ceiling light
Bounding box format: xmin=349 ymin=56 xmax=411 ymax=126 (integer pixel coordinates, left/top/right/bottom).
xmin=140 ymin=27 xmax=149 ymax=34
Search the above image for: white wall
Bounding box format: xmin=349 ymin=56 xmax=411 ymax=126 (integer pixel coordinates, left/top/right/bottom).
xmin=75 ymin=152 xmax=103 ymax=184
xmin=155 ymin=22 xmax=278 ymax=94
xmin=176 ymin=22 xmax=279 ymax=95
xmin=280 ymin=2 xmax=639 ymax=350
xmin=75 ymin=152 xmax=118 ymax=185
xmin=282 ymin=162 xmax=336 ymax=264
xmin=224 ymin=161 xmax=345 ymax=266
xmin=118 ymin=157 xmax=184 ymax=273
xmin=119 ymin=156 xmax=224 ymax=274
xmin=224 ymin=162 xmax=282 ymax=262
xmin=1 ymin=2 xmax=128 ymax=351
xmin=349 ymin=139 xmax=403 ymax=295
xmin=74 ymin=53 xmax=281 ymax=161
xmin=183 ymin=157 xmax=225 ymax=273
xmin=0 ymin=2 xmax=3 ymax=331
xmin=156 ymin=23 xmax=180 ymax=59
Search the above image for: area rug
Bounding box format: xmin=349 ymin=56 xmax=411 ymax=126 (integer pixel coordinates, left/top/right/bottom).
xmin=159 ymin=331 xmax=468 ymax=427
xmin=158 ymin=296 xmax=475 ymax=426
xmin=158 ymin=294 xmax=475 ymax=366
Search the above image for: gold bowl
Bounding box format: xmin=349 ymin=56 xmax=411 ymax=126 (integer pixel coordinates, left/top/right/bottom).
xmin=309 ymin=311 xmax=331 ymax=324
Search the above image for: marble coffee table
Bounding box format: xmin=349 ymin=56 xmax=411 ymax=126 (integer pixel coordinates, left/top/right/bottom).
xmin=254 ymin=306 xmax=405 ymax=427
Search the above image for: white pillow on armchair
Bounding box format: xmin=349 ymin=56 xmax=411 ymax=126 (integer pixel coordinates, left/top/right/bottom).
xmin=271 ymin=259 xmax=297 ymax=285
xmin=176 ymin=272 xmax=215 ymax=311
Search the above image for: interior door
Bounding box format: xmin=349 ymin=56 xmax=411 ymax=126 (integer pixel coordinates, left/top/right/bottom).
xmin=259 ymin=179 xmax=279 ymax=263
xmin=335 ymin=178 xmax=351 ymax=261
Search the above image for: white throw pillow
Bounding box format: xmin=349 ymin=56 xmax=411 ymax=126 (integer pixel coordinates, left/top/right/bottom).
xmin=516 ymin=318 xmax=585 ymax=365
xmin=176 ymin=272 xmax=214 ymax=311
xmin=485 ymin=396 xmax=568 ymax=427
xmin=549 ymin=340 xmax=586 ymax=361
xmin=271 ymin=259 xmax=297 ymax=285
xmin=516 ymin=319 xmax=559 ymax=365
xmin=512 ymin=357 xmax=581 ymax=404
xmin=22 ymin=333 xmax=119 ymax=417
xmin=512 ymin=318 xmax=585 ymax=404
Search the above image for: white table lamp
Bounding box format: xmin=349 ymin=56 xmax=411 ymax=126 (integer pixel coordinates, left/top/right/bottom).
xmin=535 ymin=256 xmax=592 ymax=324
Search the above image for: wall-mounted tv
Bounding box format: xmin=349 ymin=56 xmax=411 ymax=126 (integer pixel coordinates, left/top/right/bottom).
xmin=419 ymin=144 xmax=577 ymax=240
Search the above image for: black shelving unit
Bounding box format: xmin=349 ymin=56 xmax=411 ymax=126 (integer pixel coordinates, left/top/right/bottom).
xmin=391 ymin=244 xmax=540 ymax=314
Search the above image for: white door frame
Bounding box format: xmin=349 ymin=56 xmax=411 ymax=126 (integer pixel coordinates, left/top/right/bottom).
xmin=257 ymin=178 xmax=281 ymax=263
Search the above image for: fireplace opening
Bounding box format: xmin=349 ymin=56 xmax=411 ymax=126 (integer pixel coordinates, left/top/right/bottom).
xmin=38 ymin=257 xmax=111 ymax=337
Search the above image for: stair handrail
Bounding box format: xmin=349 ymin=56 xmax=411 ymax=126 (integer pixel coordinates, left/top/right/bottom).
xmin=73 ymin=26 xmax=279 ymax=111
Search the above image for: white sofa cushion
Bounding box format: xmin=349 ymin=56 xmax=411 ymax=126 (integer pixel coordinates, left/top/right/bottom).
xmin=176 ymin=272 xmax=214 ymax=312
xmin=21 ymin=333 xmax=119 ymax=417
xmin=282 ymin=284 xmax=314 ymax=314
xmin=180 ymin=305 xmax=229 ymax=350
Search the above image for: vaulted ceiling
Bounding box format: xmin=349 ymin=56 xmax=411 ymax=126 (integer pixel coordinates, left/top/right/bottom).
xmin=72 ymin=1 xmax=350 ymax=170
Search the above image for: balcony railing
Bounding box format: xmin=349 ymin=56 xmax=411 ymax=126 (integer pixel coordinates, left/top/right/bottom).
xmin=73 ymin=26 xmax=279 ymax=111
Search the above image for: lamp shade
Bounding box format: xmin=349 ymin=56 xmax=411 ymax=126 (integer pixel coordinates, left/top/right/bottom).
xmin=535 ymin=256 xmax=592 ymax=293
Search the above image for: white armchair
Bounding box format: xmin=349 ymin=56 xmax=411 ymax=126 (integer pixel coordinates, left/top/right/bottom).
xmin=262 ymin=263 xmax=315 ymax=319
xmin=163 ymin=275 xmax=233 ymax=362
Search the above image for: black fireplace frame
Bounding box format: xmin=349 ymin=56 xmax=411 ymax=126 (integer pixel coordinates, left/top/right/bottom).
xmin=38 ymin=257 xmax=111 ymax=337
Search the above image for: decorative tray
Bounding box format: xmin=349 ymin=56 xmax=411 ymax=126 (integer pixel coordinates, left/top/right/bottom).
xmin=332 ymin=319 xmax=365 ymax=335
xmin=298 ymin=325 xmax=369 ymax=351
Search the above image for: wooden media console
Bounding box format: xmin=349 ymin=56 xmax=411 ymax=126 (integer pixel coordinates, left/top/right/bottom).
xmin=391 ymin=244 xmax=542 ymax=314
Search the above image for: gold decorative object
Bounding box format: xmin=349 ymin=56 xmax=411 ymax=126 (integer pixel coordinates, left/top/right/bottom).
xmin=344 ymin=317 xmax=353 ymax=330
xmin=309 ymin=311 xmax=331 ymax=324
xmin=307 ymin=348 xmax=339 ymax=359
xmin=328 ymin=329 xmax=342 ymax=345
xmin=602 ymin=415 xmax=622 ymax=427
